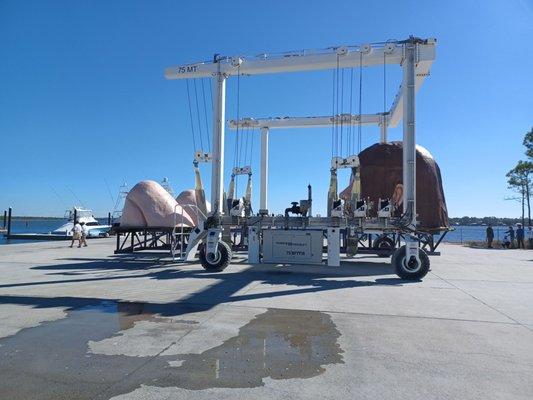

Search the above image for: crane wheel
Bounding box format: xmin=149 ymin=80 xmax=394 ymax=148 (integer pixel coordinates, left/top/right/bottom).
xmin=391 ymin=245 xmax=430 ymax=280
xmin=199 ymin=240 xmax=232 ymax=272
xmin=373 ymin=236 xmax=395 ymax=257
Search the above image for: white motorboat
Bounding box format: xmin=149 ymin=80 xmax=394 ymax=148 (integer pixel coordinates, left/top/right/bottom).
xmin=51 ymin=207 xmax=111 ymax=238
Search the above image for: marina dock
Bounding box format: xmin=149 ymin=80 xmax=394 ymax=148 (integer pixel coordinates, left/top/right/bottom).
xmin=4 ymin=233 xmax=70 ymax=240
xmin=0 ymin=240 xmax=531 ymax=399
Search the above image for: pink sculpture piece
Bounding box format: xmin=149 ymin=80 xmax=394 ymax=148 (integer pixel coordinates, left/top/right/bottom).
xmin=175 ymin=189 xmax=211 ymax=226
xmin=120 ymin=180 xmax=196 ymax=228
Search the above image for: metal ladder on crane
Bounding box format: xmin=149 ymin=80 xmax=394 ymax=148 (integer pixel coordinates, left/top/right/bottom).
xmin=171 ymin=204 xmax=207 ymax=261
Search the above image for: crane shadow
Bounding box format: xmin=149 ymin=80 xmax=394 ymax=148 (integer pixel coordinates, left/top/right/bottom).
xmin=0 ymin=252 xmax=415 ymax=319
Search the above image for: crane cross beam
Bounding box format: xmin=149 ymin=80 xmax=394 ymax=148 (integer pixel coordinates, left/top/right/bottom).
xmin=164 ymin=40 xmax=436 ymax=80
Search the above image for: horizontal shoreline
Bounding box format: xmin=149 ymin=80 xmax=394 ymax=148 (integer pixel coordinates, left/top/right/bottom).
xmin=2 ymin=216 xmax=109 ymax=221
xmin=1 ymin=219 xmax=526 ymax=227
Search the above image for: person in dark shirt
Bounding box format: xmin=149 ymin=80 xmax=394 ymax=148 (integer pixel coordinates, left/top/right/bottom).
xmin=516 ymin=224 xmax=525 ymax=249
xmin=505 ymin=226 xmax=515 ymax=248
xmin=486 ymin=224 xmax=494 ymax=248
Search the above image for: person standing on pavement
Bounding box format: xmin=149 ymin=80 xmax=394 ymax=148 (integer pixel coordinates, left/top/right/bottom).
xmin=70 ymin=220 xmax=82 ymax=248
xmin=486 ymin=224 xmax=494 ymax=248
xmin=80 ymin=222 xmax=88 ymax=247
xmin=516 ymin=224 xmax=525 ymax=249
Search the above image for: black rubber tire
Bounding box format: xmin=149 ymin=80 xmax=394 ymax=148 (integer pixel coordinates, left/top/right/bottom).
xmin=391 ymin=245 xmax=430 ymax=280
xmin=373 ymin=236 xmax=396 ymax=257
xmin=199 ymin=240 xmax=232 ymax=272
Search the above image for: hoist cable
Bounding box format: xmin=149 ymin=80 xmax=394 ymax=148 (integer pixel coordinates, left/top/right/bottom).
xmin=357 ymin=51 xmax=363 ymax=154
xmin=233 ymin=67 xmax=241 ymax=169
xmin=349 ymin=67 xmax=354 ymax=156
xmin=383 ymin=52 xmax=387 ymax=114
xmin=238 ymin=122 xmax=245 ymax=169
xmin=209 ymin=79 xmax=214 ymax=111
xmin=185 ymin=80 xmax=197 ymax=152
xmin=335 ymin=54 xmax=340 ymax=156
xmin=193 ymin=79 xmax=204 ymax=151
xmin=237 ymin=70 xmax=244 ymax=168
xmin=201 ymin=78 xmax=211 ymax=151
xmin=247 ymin=127 xmax=252 ymax=166
xmin=340 ymin=67 xmax=344 ymax=157
xmin=250 ymin=127 xmax=255 ymax=164
xmin=234 ymin=66 xmax=242 ymax=197
xmin=239 ymin=124 xmax=246 ymax=168
xmin=331 ymin=68 xmax=335 ymax=159
xmin=242 ymin=127 xmax=246 ymax=166
xmin=244 ymin=126 xmax=250 ymax=166
xmin=247 ymin=127 xmax=251 ymax=165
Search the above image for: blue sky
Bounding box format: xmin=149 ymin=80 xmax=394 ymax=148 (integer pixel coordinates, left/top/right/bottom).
xmin=1 ymin=0 xmax=532 ymax=217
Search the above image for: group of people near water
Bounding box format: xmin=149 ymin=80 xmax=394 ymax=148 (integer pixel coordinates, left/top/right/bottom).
xmin=486 ymin=223 xmax=531 ymax=249
xmin=69 ymin=220 xmax=88 ymax=248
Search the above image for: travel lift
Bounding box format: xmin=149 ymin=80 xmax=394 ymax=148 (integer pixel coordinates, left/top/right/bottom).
xmin=165 ymin=37 xmax=436 ymax=280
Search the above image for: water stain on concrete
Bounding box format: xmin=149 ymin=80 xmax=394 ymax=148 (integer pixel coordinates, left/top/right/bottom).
xmin=157 ymin=308 xmax=345 ymax=389
xmin=0 ymin=301 xmax=343 ymax=399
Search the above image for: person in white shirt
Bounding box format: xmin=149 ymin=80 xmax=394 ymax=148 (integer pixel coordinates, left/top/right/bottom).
xmin=80 ymin=222 xmax=88 ymax=247
xmin=70 ymin=221 xmax=82 ymax=248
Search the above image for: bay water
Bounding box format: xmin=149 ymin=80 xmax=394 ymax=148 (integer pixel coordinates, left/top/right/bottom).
xmin=0 ymin=220 xmax=509 ymax=246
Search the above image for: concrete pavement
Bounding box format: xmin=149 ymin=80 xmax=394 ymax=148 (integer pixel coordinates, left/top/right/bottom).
xmin=0 ymin=239 xmax=531 ymax=399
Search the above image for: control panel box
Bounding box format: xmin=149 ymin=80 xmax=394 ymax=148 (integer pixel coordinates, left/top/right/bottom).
xmin=262 ymin=229 xmax=323 ymax=264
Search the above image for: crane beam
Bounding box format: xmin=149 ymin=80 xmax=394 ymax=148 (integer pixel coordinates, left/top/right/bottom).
xmin=165 ymin=39 xmax=435 ymax=80
xmin=228 ymin=114 xmax=383 ymax=130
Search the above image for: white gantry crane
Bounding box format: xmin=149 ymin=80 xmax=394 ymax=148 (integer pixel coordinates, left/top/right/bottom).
xmin=165 ymin=37 xmax=437 ymax=280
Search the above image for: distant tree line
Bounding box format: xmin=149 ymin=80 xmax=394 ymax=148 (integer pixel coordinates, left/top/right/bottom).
xmin=506 ymin=127 xmax=533 ymax=226
xmin=2 ymin=216 xmax=64 ymax=220
xmin=449 ymin=216 xmax=522 ymax=226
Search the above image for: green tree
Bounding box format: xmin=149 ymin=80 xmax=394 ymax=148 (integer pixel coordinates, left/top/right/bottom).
xmin=522 ymin=127 xmax=533 ymax=225
xmin=506 ymin=161 xmax=533 ymax=226
xmin=522 ymin=127 xmax=533 ymax=159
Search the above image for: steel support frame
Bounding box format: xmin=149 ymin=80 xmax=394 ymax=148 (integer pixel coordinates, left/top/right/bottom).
xmin=211 ymin=66 xmax=226 ymax=213
xmin=260 ymin=127 xmax=269 ymax=213
xmin=166 ymin=38 xmax=435 ymax=222
xmin=380 ymin=114 xmax=388 ymax=143
xmin=114 ymin=229 xmax=173 ymax=254
xmin=165 ymin=38 xmax=434 ymax=270
xmin=402 ymin=41 xmax=419 ymax=263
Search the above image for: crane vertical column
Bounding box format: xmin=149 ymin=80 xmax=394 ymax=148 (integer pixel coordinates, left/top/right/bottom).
xmin=260 ymin=127 xmax=269 ymax=213
xmin=402 ymin=40 xmax=416 ymax=224
xmin=211 ymin=67 xmax=226 ymax=214
xmin=402 ymin=39 xmax=419 ymax=261
xmin=380 ymin=114 xmax=388 ymax=143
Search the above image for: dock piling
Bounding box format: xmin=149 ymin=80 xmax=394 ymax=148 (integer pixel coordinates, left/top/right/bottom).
xmin=7 ymin=207 xmax=12 ymax=237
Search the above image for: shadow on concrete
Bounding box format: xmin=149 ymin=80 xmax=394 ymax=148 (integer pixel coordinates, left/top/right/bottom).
xmin=0 ymin=253 xmax=415 ymax=319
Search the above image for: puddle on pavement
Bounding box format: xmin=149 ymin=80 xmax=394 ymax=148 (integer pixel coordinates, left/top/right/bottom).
xmin=161 ymin=308 xmax=344 ymax=389
xmin=0 ymin=301 xmax=343 ymax=399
